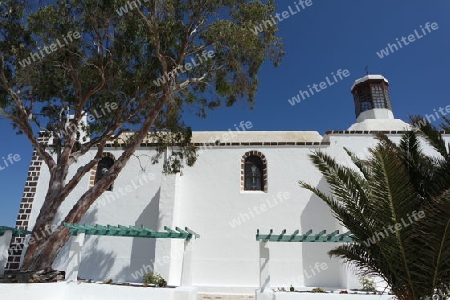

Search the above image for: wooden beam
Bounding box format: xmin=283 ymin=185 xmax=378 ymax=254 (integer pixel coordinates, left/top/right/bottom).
xmin=255 ymin=229 xmax=354 ymax=243
xmin=289 ymin=230 xmax=299 ymax=241
xmin=62 ymin=223 xmax=199 ymax=240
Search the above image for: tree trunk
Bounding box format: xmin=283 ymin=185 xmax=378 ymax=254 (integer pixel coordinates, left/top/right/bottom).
xmin=20 ymin=170 xmax=117 ymax=271
xmin=20 ymin=95 xmax=168 ymax=272
xmin=21 ymin=143 xmax=103 ymax=270
xmin=20 ymin=167 xmax=67 ymax=271
xmin=20 ymin=227 xmax=71 ymax=271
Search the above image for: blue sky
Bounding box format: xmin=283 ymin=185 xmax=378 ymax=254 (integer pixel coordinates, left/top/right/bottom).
xmin=1 ymin=1 xmax=449 ymax=226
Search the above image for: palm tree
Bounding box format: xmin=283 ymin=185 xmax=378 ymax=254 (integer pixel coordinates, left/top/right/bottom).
xmin=300 ymin=118 xmax=450 ymax=300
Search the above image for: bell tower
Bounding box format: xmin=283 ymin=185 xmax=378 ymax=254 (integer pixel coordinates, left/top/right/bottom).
xmin=348 ymin=74 xmax=410 ymax=131
xmin=351 ymin=75 xmax=393 ymax=122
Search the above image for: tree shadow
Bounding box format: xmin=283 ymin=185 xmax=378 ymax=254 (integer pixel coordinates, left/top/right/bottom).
xmin=116 ymin=188 xmax=161 ymax=283
xmin=53 ymin=188 xmax=162 ymax=283
xmin=300 ymin=177 xmax=343 ymax=288
xmin=53 ymin=207 xmax=116 ymax=281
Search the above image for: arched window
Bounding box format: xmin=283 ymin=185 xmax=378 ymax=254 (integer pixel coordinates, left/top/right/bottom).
xmin=95 ymin=156 xmax=114 ymax=191
xmin=241 ymin=151 xmax=267 ymax=192
xmin=245 ymin=156 xmax=264 ymax=190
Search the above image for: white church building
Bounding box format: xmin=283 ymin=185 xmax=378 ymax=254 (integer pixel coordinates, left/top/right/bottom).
xmin=6 ymin=74 xmax=447 ymax=293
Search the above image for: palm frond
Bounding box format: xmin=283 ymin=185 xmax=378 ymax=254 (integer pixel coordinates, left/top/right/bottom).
xmin=300 ymin=123 xmax=450 ymax=299
xmin=410 ymin=115 xmax=449 ymax=159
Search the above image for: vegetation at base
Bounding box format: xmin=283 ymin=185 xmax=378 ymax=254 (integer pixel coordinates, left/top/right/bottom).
xmin=143 ymin=272 xmax=167 ymax=287
xmin=359 ymin=276 xmax=377 ymax=293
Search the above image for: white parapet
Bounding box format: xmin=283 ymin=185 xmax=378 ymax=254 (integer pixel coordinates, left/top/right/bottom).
xmin=256 ymin=289 xmax=275 ymax=300
xmin=175 ymin=286 xmax=198 ymax=300
xmin=0 ymin=282 xmax=196 ymax=300
xmin=270 ymin=291 xmax=393 ymax=300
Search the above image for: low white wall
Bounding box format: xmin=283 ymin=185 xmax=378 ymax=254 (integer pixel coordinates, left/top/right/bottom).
xmin=256 ymin=291 xmax=393 ymax=300
xmin=0 ymin=282 xmax=197 ymax=300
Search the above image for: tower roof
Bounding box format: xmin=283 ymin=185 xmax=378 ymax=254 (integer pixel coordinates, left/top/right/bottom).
xmin=351 ymin=74 xmax=389 ymax=91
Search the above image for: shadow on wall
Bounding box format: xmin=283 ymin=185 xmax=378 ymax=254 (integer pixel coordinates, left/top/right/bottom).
xmin=53 ymin=189 xmax=162 ymax=283
xmin=78 ymin=236 xmax=117 ymax=281
xmin=300 ymin=177 xmax=343 ymax=288
xmin=68 ymin=207 xmax=117 ymax=282
xmin=124 ymin=188 xmax=161 ymax=283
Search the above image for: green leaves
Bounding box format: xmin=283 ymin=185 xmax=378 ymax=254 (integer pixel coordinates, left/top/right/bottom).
xmin=3 ymin=0 xmax=284 ymax=271
xmin=0 ymin=0 xmax=284 ymax=171
xmin=300 ymin=128 xmax=450 ymax=299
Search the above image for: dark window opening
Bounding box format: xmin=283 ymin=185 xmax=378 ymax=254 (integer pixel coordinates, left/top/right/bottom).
xmin=95 ymin=157 xmax=114 ymax=191
xmin=244 ymin=156 xmax=264 ymax=191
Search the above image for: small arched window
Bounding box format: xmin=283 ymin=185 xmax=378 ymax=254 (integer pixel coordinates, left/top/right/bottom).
xmin=241 ymin=151 xmax=267 ymax=192
xmin=245 ymin=156 xmax=264 ymax=190
xmin=95 ymin=156 xmax=114 ymax=191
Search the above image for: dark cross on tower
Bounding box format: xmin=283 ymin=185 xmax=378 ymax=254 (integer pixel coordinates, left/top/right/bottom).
xmin=364 ymin=66 xmax=369 ymax=75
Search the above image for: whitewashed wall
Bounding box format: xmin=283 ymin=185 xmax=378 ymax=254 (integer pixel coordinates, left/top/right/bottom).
xmin=28 ymin=148 xmax=168 ymax=283
xmin=23 ymin=131 xmax=450 ymax=293
xmin=175 ymin=145 xmax=339 ymax=291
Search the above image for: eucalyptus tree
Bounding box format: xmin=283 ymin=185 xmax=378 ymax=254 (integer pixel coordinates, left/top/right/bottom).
xmin=0 ymin=0 xmax=283 ymax=271
xmin=300 ymin=119 xmax=450 ymax=300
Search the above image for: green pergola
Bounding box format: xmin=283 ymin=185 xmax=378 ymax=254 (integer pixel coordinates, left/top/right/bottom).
xmin=256 ymin=229 xmax=354 ymax=243
xmin=0 ymin=226 xmax=31 ymax=236
xmin=256 ymin=229 xmax=354 ymax=293
xmin=62 ymin=222 xmax=199 ymax=285
xmin=63 ymin=222 xmax=200 ymax=241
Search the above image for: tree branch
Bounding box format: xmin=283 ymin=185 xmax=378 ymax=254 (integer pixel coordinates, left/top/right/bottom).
xmin=0 ymin=56 xmax=55 ymax=168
